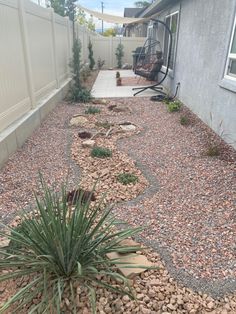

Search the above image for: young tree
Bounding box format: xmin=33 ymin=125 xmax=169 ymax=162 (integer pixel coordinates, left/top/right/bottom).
xmin=115 ymin=43 xmax=124 ymax=69
xmin=71 ymin=38 xmax=81 ymax=88
xmin=88 ymin=39 xmax=95 ymax=70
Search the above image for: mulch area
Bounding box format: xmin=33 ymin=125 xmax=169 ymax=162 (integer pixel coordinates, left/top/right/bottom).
xmin=120 ymin=77 xmax=156 ymax=86
xmin=0 ymin=85 xmax=236 ymax=311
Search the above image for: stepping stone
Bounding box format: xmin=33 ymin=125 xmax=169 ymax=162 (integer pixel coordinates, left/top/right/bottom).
xmin=82 ymin=140 xmax=95 ymax=148
xmin=120 ymin=124 xmax=136 ymax=131
xmin=106 ymin=252 xmax=152 ymax=279
xmin=70 ymin=116 xmax=88 ymax=127
xmin=0 ymin=238 xmax=10 ymax=248
xmin=119 ymin=239 xmax=141 ymax=253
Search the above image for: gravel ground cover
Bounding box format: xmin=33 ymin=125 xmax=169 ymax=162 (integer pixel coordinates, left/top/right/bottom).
xmin=0 ymin=93 xmax=235 ymax=312
xmin=110 ymin=99 xmax=236 ymax=293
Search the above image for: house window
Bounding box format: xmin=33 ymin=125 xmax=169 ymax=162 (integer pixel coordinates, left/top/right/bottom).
xmin=225 ymin=15 xmax=236 ymax=79
xmin=163 ymin=11 xmax=179 ymax=70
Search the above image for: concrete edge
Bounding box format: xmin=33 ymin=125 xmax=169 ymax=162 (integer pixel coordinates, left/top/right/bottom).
xmin=0 ymin=78 xmax=72 ymax=169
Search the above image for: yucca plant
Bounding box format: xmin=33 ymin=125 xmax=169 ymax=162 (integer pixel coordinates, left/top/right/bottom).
xmin=0 ymin=178 xmax=144 ymax=313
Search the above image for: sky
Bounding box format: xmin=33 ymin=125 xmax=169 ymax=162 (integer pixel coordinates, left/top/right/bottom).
xmin=32 ymin=0 xmax=138 ymax=30
xmin=78 ymin=0 xmax=137 ymax=29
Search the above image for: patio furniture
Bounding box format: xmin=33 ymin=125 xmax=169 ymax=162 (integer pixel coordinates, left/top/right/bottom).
xmin=132 ymin=19 xmax=173 ymax=96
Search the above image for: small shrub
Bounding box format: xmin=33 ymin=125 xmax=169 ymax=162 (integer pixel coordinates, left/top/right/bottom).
xmin=91 ymin=146 xmax=112 ymax=158
xmin=85 ymin=106 xmax=101 ymax=114
xmin=88 ymin=39 xmax=95 ymax=70
xmin=80 ymin=63 xmax=91 ymax=83
xmin=116 ymin=71 xmax=120 ymax=78
xmin=167 ymin=101 xmax=182 ymax=112
xmin=117 ymin=77 xmax=122 ymax=86
xmin=69 ymin=86 xmax=92 ymax=103
xmin=0 ymin=177 xmax=144 ymax=313
xmin=115 ymin=43 xmax=124 ymax=69
xmin=117 ymin=173 xmax=138 ymax=185
xmin=180 ymin=116 xmax=190 ymax=126
xmin=97 ymin=57 xmax=105 ymax=70
xmin=205 ymin=144 xmax=220 ymax=157
xmin=70 ymin=38 xmax=81 ymax=87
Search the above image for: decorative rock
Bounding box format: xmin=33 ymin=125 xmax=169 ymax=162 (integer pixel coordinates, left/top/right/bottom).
xmin=70 ymin=116 xmax=88 ymax=127
xmin=82 ymin=140 xmax=95 ymax=148
xmin=149 ymin=279 xmax=161 ymax=286
xmin=0 ymin=238 xmax=10 ymax=248
xmin=122 ymin=295 xmax=130 ymax=303
xmin=99 ymin=169 xmax=110 ymax=178
xmin=207 ymin=301 xmax=215 ymax=310
xmin=140 ymin=306 xmax=151 ymax=314
xmin=92 ymin=98 xmax=107 ymax=105
xmin=119 ymin=239 xmax=141 ymax=253
xmin=148 ymin=289 xmax=156 ymax=298
xmin=137 ymin=293 xmax=144 ymax=300
xmin=167 ymin=303 xmax=177 ymax=311
xmin=106 ymin=252 xmax=152 ymax=278
xmin=120 ymin=124 xmax=136 ymax=132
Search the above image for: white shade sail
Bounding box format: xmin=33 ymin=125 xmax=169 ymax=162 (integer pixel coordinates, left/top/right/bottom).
xmin=77 ymin=4 xmax=154 ymax=25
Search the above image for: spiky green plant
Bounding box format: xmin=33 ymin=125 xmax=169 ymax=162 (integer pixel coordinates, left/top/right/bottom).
xmin=167 ymin=100 xmax=182 ymax=112
xmin=69 ymin=85 xmax=93 ymax=103
xmin=85 ymin=106 xmax=101 ymax=114
xmin=117 ymin=173 xmax=138 ymax=185
xmin=91 ymin=147 xmax=112 ymax=158
xmin=180 ymin=116 xmax=189 ymax=126
xmin=88 ymin=39 xmax=95 ymax=71
xmin=0 ymin=178 xmax=145 ymax=313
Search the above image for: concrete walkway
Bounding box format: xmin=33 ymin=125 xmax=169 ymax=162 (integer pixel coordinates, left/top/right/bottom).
xmin=92 ymin=70 xmax=158 ymax=98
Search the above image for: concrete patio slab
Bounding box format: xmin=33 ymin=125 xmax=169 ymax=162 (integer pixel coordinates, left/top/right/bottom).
xmin=92 ymin=70 xmax=160 ymax=98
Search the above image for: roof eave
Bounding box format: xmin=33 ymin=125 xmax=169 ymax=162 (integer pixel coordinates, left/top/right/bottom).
xmin=139 ymin=0 xmax=178 ymax=17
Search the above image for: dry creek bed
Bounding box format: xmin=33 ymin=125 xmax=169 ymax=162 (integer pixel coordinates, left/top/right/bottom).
xmin=0 ymin=97 xmax=235 ymax=313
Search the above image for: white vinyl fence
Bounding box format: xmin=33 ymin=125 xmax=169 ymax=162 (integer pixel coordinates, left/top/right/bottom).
xmin=76 ymin=24 xmax=146 ymax=69
xmin=0 ymin=0 xmax=146 ymax=134
xmin=0 ymin=0 xmax=73 ymax=133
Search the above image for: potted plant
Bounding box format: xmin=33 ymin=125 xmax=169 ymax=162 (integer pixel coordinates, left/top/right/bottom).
xmin=116 ymin=77 xmax=122 ymax=86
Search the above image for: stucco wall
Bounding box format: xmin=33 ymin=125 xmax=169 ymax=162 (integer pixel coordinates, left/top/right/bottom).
xmin=157 ymin=0 xmax=236 ymax=148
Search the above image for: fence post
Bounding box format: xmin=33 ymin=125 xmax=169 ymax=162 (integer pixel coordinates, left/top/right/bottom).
xmin=18 ymin=0 xmax=35 ymax=108
xmin=50 ymin=8 xmax=59 ymax=89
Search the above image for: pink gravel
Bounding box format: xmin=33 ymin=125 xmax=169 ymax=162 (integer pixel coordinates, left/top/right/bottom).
xmin=0 ymin=97 xmax=235 ymax=286
xmin=110 ymin=98 xmax=236 ymax=282
xmin=0 ymin=103 xmax=80 ymax=222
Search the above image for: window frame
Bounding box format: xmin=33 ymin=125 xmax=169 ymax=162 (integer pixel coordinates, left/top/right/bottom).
xmin=162 ymin=10 xmax=179 ymax=71
xmin=224 ymin=14 xmax=236 ymax=81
